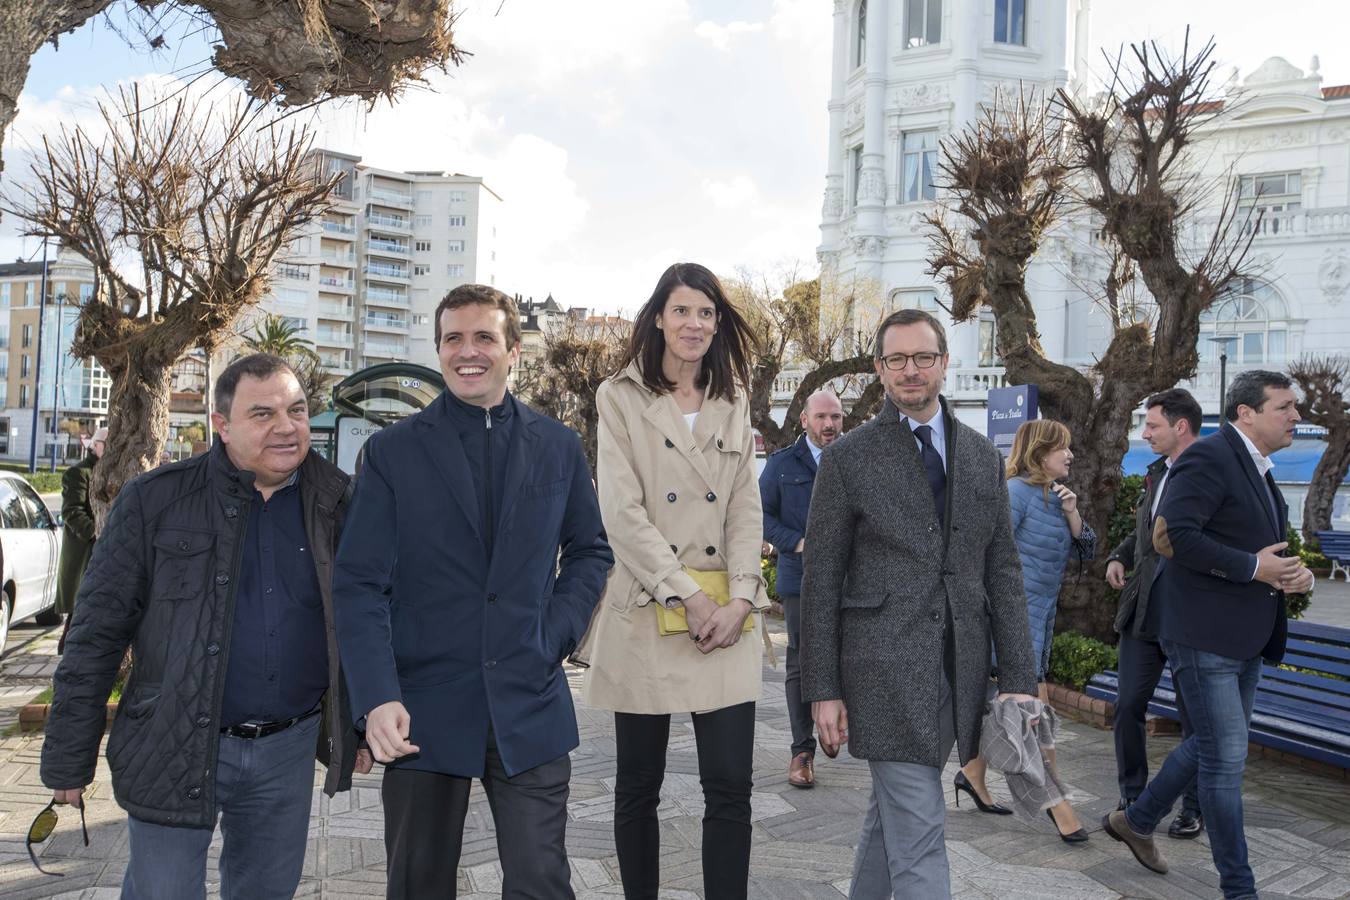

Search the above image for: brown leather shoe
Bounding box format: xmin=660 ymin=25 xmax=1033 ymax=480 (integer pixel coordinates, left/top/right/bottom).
xmin=1103 ymin=810 xmax=1169 ymax=874
xmin=788 ymin=752 xmax=815 ymax=789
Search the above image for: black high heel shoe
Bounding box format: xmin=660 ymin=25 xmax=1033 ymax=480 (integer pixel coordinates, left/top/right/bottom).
xmin=953 ymin=772 xmax=1012 ymax=815
xmin=1047 ymin=808 xmax=1090 ymax=844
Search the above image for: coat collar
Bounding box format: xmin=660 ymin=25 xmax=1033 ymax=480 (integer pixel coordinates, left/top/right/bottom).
xmin=618 ymin=360 xmax=739 ymax=492
xmin=794 ymin=433 xmax=819 ymax=474
xmin=412 ymin=389 xmax=541 ymax=553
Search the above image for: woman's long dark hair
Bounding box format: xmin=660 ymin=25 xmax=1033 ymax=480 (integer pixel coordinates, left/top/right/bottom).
xmin=620 ymin=262 xmax=755 ymax=401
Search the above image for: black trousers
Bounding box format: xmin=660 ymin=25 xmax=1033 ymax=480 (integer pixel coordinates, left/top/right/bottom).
xmin=381 ymin=731 xmax=574 ymax=900
xmin=613 ymin=701 xmax=756 ymax=900
xmin=1114 ymin=632 xmax=1200 ymax=813
xmin=781 ymin=594 xmax=817 ymax=757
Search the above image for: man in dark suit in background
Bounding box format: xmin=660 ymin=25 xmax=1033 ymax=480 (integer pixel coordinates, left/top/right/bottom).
xmin=1105 ymin=389 xmax=1203 ymax=837
xmin=334 ymin=285 xmax=613 ymax=899
xmin=1106 ymin=370 xmax=1313 ymax=899
xmin=760 ymin=389 xmax=844 ymax=788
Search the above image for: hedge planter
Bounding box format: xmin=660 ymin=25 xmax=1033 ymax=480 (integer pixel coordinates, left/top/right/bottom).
xmin=19 ymin=701 xmax=118 ymax=733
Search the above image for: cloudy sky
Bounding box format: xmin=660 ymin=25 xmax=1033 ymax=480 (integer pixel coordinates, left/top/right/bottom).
xmin=4 ymin=0 xmax=1347 ymax=314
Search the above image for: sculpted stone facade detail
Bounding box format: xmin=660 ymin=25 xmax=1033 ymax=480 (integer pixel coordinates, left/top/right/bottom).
xmin=822 ymin=187 xmax=845 ymax=221
xmin=1320 ymin=248 xmax=1349 ymax=306
xmin=857 ymin=168 xmax=887 ymax=204
xmin=851 ymin=234 xmax=888 ymax=258
xmin=892 ymin=82 xmax=951 ymax=108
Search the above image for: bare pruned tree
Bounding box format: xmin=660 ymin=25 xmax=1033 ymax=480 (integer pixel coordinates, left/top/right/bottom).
xmin=926 ymin=35 xmax=1260 ymax=638
xmin=1288 ymin=355 xmax=1350 ymax=543
xmin=730 ymin=265 xmax=887 ymax=453
xmin=0 ymin=0 xmax=464 ymax=176
xmin=4 ymin=84 xmax=335 ymax=522
xmin=515 ymin=316 xmax=633 ymax=474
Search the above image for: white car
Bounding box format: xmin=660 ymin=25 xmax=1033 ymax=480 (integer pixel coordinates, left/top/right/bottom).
xmin=0 ymin=471 xmax=63 ymax=651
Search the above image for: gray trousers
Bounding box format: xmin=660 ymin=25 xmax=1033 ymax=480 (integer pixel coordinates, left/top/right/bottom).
xmin=849 ymin=677 xmax=956 ymax=900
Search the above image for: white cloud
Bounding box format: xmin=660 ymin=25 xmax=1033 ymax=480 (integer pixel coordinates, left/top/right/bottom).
xmin=701 ymin=175 xmax=758 ymax=209
xmin=695 ymin=20 xmax=766 ymax=52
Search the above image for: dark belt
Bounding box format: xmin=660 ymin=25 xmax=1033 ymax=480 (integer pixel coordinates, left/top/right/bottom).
xmin=221 ymin=706 xmax=321 ymax=740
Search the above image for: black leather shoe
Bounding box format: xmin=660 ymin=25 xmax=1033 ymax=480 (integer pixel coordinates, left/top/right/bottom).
xmin=953 ymin=772 xmax=1013 ymax=815
xmin=1116 ymin=798 xmax=1132 ymax=811
xmin=1168 ymin=809 xmax=1204 ymax=839
xmin=1047 ymin=808 xmax=1089 ymax=844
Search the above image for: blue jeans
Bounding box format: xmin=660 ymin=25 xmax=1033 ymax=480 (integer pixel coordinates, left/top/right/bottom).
xmin=122 ymin=714 xmax=320 ymax=900
xmin=1125 ymin=642 xmax=1261 ymax=899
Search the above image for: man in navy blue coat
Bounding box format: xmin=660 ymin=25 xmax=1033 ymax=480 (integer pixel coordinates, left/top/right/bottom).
xmin=334 ymin=284 xmax=613 ymax=900
xmin=1105 ymin=370 xmax=1313 ymax=899
xmin=759 ymin=389 xmax=843 ymax=788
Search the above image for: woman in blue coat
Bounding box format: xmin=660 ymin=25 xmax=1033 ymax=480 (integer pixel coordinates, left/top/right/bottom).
xmin=956 ymin=419 xmax=1096 ymax=842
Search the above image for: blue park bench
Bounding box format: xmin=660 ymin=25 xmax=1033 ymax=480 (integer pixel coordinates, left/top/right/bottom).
xmin=1315 ymin=530 xmax=1350 ymax=582
xmin=1086 ymin=620 xmax=1350 ymax=771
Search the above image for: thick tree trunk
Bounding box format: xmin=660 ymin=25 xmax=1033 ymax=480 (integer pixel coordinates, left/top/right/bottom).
xmin=89 ymin=356 xmax=175 ymax=529
xmin=1303 ymin=426 xmax=1350 ymax=542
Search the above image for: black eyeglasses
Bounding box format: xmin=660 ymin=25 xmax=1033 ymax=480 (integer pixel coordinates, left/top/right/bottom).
xmin=879 ymin=351 xmax=942 ymax=371
xmin=27 ymin=798 xmax=88 ymax=876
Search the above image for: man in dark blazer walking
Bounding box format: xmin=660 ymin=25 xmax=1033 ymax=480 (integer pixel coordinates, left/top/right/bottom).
xmin=1106 ymin=370 xmax=1312 ymax=899
xmin=334 ymin=285 xmax=613 ymax=899
xmin=1105 ymin=389 xmax=1203 ymax=836
xmin=801 ymin=309 xmax=1038 ymax=898
xmin=760 ymin=389 xmax=844 ymax=788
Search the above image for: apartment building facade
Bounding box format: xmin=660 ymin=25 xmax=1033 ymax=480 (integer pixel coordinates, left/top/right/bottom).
xmin=0 ymin=249 xmax=108 ymax=463
xmin=246 ymin=149 xmax=504 ymax=384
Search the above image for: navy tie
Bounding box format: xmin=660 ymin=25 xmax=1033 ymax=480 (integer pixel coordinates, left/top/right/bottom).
xmin=914 ymin=424 xmax=947 ymax=527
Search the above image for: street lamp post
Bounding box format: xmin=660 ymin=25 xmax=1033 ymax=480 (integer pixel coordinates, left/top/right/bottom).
xmin=27 ymin=238 xmax=49 ymax=474
xmin=1207 ymin=336 xmax=1234 ymax=419
xmin=49 ymin=292 xmax=65 ymax=472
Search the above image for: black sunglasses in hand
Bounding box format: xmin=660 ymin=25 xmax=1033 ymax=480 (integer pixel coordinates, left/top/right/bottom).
xmin=27 ymin=797 xmax=89 ymax=876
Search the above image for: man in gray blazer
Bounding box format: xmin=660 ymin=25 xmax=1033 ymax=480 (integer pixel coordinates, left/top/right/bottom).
xmin=800 ymin=308 xmax=1038 ymax=899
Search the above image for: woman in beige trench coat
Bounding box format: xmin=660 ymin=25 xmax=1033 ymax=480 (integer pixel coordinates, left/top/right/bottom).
xmin=578 ymin=262 xmax=768 ymax=900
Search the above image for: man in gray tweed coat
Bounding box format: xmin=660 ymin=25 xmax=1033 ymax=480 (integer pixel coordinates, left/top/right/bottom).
xmin=800 ymin=308 xmax=1038 ymax=898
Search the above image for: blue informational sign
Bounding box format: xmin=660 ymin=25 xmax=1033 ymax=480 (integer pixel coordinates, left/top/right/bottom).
xmin=987 ymin=384 xmax=1039 ymax=456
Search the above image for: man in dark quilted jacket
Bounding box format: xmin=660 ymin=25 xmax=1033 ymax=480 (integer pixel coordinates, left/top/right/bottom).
xmin=40 ymin=353 xmax=371 ymax=899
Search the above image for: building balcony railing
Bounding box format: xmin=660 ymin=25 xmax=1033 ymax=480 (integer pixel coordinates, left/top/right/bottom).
xmin=364 ymin=315 xmax=410 ymax=333
xmin=362 ymin=285 xmax=411 ymax=308
xmin=321 ymin=220 xmax=357 ymax=237
xmin=277 ymin=264 xmax=310 ymax=281
xmin=1188 ymin=205 xmax=1350 ymax=243
xmin=316 ymin=331 xmax=354 ymax=348
xmin=318 ymin=300 xmax=354 ymax=318
xmin=366 ymin=212 xmax=411 ymax=231
xmin=367 ymin=189 xmax=414 ymax=208
xmin=318 ymin=276 xmax=355 ymax=293
xmin=320 ymin=250 xmax=355 ymax=266
xmin=319 ymin=352 xmax=352 ymax=371
xmin=363 ymin=341 xmax=409 ymax=358
xmin=363 ymin=263 xmax=410 ymax=282
xmin=366 ymin=239 xmax=410 ymax=256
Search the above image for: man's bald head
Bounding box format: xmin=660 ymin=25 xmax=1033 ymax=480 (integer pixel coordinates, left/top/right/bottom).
xmin=801 ymin=390 xmax=844 ymax=448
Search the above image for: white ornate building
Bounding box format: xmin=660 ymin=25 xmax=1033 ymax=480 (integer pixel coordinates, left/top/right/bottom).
xmin=808 ymin=0 xmax=1350 ymax=525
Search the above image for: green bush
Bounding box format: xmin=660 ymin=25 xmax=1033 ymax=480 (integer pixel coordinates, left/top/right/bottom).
xmin=1283 ymin=525 xmax=1313 ymax=620
xmin=23 ymin=471 xmax=64 ymax=494
xmin=1047 ymin=631 xmax=1119 ymax=691
xmin=761 ymin=556 xmax=778 ymax=601
xmin=1107 ymin=474 xmax=1145 ymax=552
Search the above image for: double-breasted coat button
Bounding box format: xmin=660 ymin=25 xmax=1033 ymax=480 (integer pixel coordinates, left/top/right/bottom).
xmin=487 ymin=593 xmax=497 ymax=603
xmin=225 ymin=506 xmax=238 ymax=519
xmin=717 ymin=439 xmax=724 ymax=449
xmin=196 ymin=715 xmax=210 ymax=728
xmin=664 ymin=438 xmax=674 ymax=448
xmin=178 ymin=539 xmax=190 ymax=550
xmin=206 ymin=643 xmax=220 ymax=655
xmin=667 ymin=492 xmax=677 ymax=502
xmin=187 ymin=786 xmax=202 ymax=800
xmin=931 ymin=611 xmax=942 ymax=622
xmin=215 ymin=572 xmax=230 ymax=585
xmin=705 ymin=546 xmax=716 ymax=556
xmin=669 ymin=544 xmax=678 ymax=554
xmin=705 ymin=491 xmax=716 ymax=502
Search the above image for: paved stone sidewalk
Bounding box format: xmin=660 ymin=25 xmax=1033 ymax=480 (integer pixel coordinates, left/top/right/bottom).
xmin=2 ymin=618 xmax=1348 ymax=899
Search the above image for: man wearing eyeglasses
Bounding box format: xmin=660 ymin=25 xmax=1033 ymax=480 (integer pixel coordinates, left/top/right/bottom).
xmin=39 ymin=354 xmax=370 ymax=897
xmin=800 ymin=308 xmax=1037 ymax=898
